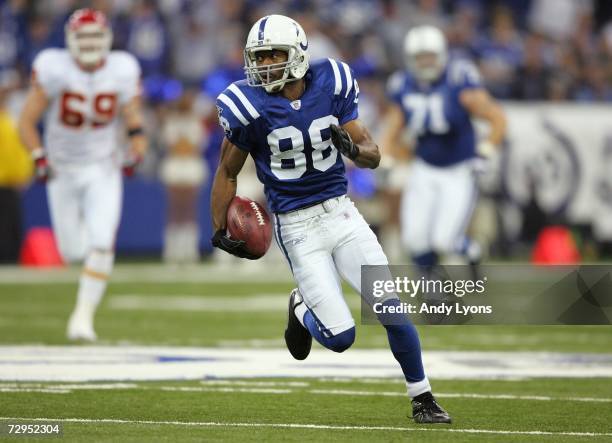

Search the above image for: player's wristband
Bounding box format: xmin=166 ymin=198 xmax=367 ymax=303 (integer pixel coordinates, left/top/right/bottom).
xmin=31 ymin=147 xmax=45 ymax=160
xmin=477 ymin=140 xmax=497 ymax=158
xmin=127 ymin=127 xmax=144 ymax=138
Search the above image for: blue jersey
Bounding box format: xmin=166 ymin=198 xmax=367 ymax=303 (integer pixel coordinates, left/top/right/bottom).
xmin=387 ymin=59 xmax=482 ymax=167
xmin=216 ymin=58 xmax=359 ymax=213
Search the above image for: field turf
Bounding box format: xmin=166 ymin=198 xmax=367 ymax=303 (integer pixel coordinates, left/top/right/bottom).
xmin=0 ymin=264 xmax=611 ymax=441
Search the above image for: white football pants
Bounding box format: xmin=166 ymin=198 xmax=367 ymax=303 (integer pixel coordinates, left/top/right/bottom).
xmin=47 ymin=161 xmax=122 ymax=262
xmin=274 ymin=195 xmax=388 ymax=336
xmin=401 ymin=158 xmax=478 ymax=256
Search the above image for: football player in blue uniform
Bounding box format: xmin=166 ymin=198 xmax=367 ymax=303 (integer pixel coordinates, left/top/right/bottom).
xmin=382 ymin=25 xmax=506 ymax=273
xmin=210 ymin=15 xmax=451 ymax=424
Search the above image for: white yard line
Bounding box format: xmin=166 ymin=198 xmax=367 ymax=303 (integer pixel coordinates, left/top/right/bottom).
xmin=0 ymin=388 xmax=70 ymax=394
xmin=436 ymin=392 xmax=612 ymax=403
xmin=48 ymin=383 xmax=138 ymax=390
xmin=107 ymin=294 xmax=290 ymax=312
xmin=0 ymin=263 xmax=295 ymax=284
xmin=6 ymin=262 xmax=606 ymax=284
xmin=0 ymin=416 xmax=610 ymax=437
xmin=317 ymin=377 xmax=404 ymax=384
xmin=0 ymin=383 xmax=136 ymax=389
xmin=200 ymin=380 xmax=309 ymax=387
xmin=3 ymin=382 xmax=611 ymax=404
xmin=159 ymin=386 xmax=291 ymax=394
xmin=107 ymin=294 xmax=361 ymax=311
xmin=1 ymin=347 xmax=612 ymax=381
xmin=156 ymin=385 xmax=612 ymax=404
xmin=308 ymin=389 xmax=612 ymax=403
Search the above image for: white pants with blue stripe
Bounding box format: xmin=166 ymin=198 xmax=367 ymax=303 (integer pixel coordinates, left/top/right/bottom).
xmin=401 ymin=158 xmax=478 ymax=256
xmin=274 ymin=195 xmax=388 ymax=336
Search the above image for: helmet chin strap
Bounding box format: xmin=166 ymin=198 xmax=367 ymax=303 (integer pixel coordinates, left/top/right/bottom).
xmin=269 ymin=74 xmax=305 ymax=93
xmin=265 ymin=83 xmax=284 ymax=93
xmin=263 ymin=70 xmax=289 ymax=92
xmin=260 ymin=67 xmax=302 ymax=92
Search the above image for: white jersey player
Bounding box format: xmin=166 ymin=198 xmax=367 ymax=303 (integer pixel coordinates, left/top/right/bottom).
xmin=18 ymin=9 xmax=147 ymax=341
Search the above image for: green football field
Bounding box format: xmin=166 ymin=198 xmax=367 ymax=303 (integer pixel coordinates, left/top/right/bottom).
xmin=0 ymin=264 xmax=611 ymax=441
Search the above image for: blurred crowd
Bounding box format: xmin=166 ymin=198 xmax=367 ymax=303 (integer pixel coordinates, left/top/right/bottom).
xmin=2 ymin=0 xmax=612 ymax=171
xmin=1 ymin=0 xmax=612 ymax=262
xmin=2 ymin=0 xmax=612 ymax=101
xmin=2 ymin=0 xmax=612 ymax=154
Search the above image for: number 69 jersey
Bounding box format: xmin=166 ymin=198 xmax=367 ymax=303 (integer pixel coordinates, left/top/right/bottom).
xmin=32 ymin=48 xmax=141 ymax=166
xmin=387 ymin=59 xmax=481 ymax=167
xmin=216 ymin=58 xmax=359 ymax=213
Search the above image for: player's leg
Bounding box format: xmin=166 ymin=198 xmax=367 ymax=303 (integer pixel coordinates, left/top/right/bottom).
xmin=275 ymin=215 xmax=356 ymax=358
xmin=332 ymin=198 xmax=451 ymax=423
xmin=331 ymin=199 xmax=429 ymax=391
xmin=46 ymin=174 xmax=87 ymax=263
xmin=67 ymin=165 xmax=122 ymax=341
xmin=430 ymin=161 xmax=481 ymax=264
xmin=401 ymin=160 xmax=439 ymax=271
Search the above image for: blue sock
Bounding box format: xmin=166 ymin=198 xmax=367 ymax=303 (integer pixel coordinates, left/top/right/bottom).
xmin=377 ymin=299 xmax=425 ymax=383
xmin=413 ymin=251 xmax=438 ymax=274
xmin=303 ymin=310 xmax=355 ymax=353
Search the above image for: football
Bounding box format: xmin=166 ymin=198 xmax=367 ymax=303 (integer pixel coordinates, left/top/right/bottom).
xmin=226 ymin=196 xmax=272 ymax=259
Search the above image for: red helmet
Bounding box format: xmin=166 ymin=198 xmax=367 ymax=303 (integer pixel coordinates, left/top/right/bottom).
xmin=65 ymin=9 xmax=112 ymax=68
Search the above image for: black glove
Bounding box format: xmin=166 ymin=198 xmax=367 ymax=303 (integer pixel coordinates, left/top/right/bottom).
xmin=211 ymin=229 xmax=258 ymax=260
xmin=330 ymin=124 xmax=359 ymax=160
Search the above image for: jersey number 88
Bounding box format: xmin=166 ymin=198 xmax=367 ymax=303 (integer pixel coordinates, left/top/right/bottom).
xmin=267 ymin=115 xmax=339 ymax=180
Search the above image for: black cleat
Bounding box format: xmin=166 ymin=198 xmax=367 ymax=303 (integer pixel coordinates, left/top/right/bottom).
xmin=284 ymin=288 xmax=312 ymax=360
xmin=411 ymin=392 xmax=452 ymax=424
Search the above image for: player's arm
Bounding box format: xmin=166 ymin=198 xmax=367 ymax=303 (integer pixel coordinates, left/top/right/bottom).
xmin=330 ymin=119 xmax=380 ymax=169
xmin=18 ymin=82 xmax=50 ymax=180
xmin=460 ymin=88 xmax=507 ymax=157
xmin=121 ymin=96 xmax=148 ymax=175
xmin=211 ymin=138 xmax=248 ymax=231
xmin=380 ymin=103 xmax=411 ymax=161
xmin=18 ymin=82 xmax=48 ymax=154
xmin=210 ymin=138 xmax=257 ymax=259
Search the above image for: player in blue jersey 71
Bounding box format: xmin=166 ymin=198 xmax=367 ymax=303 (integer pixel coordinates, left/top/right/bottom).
xmin=210 ymin=15 xmax=451 ymax=424
xmin=381 ymin=25 xmax=506 ymax=275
